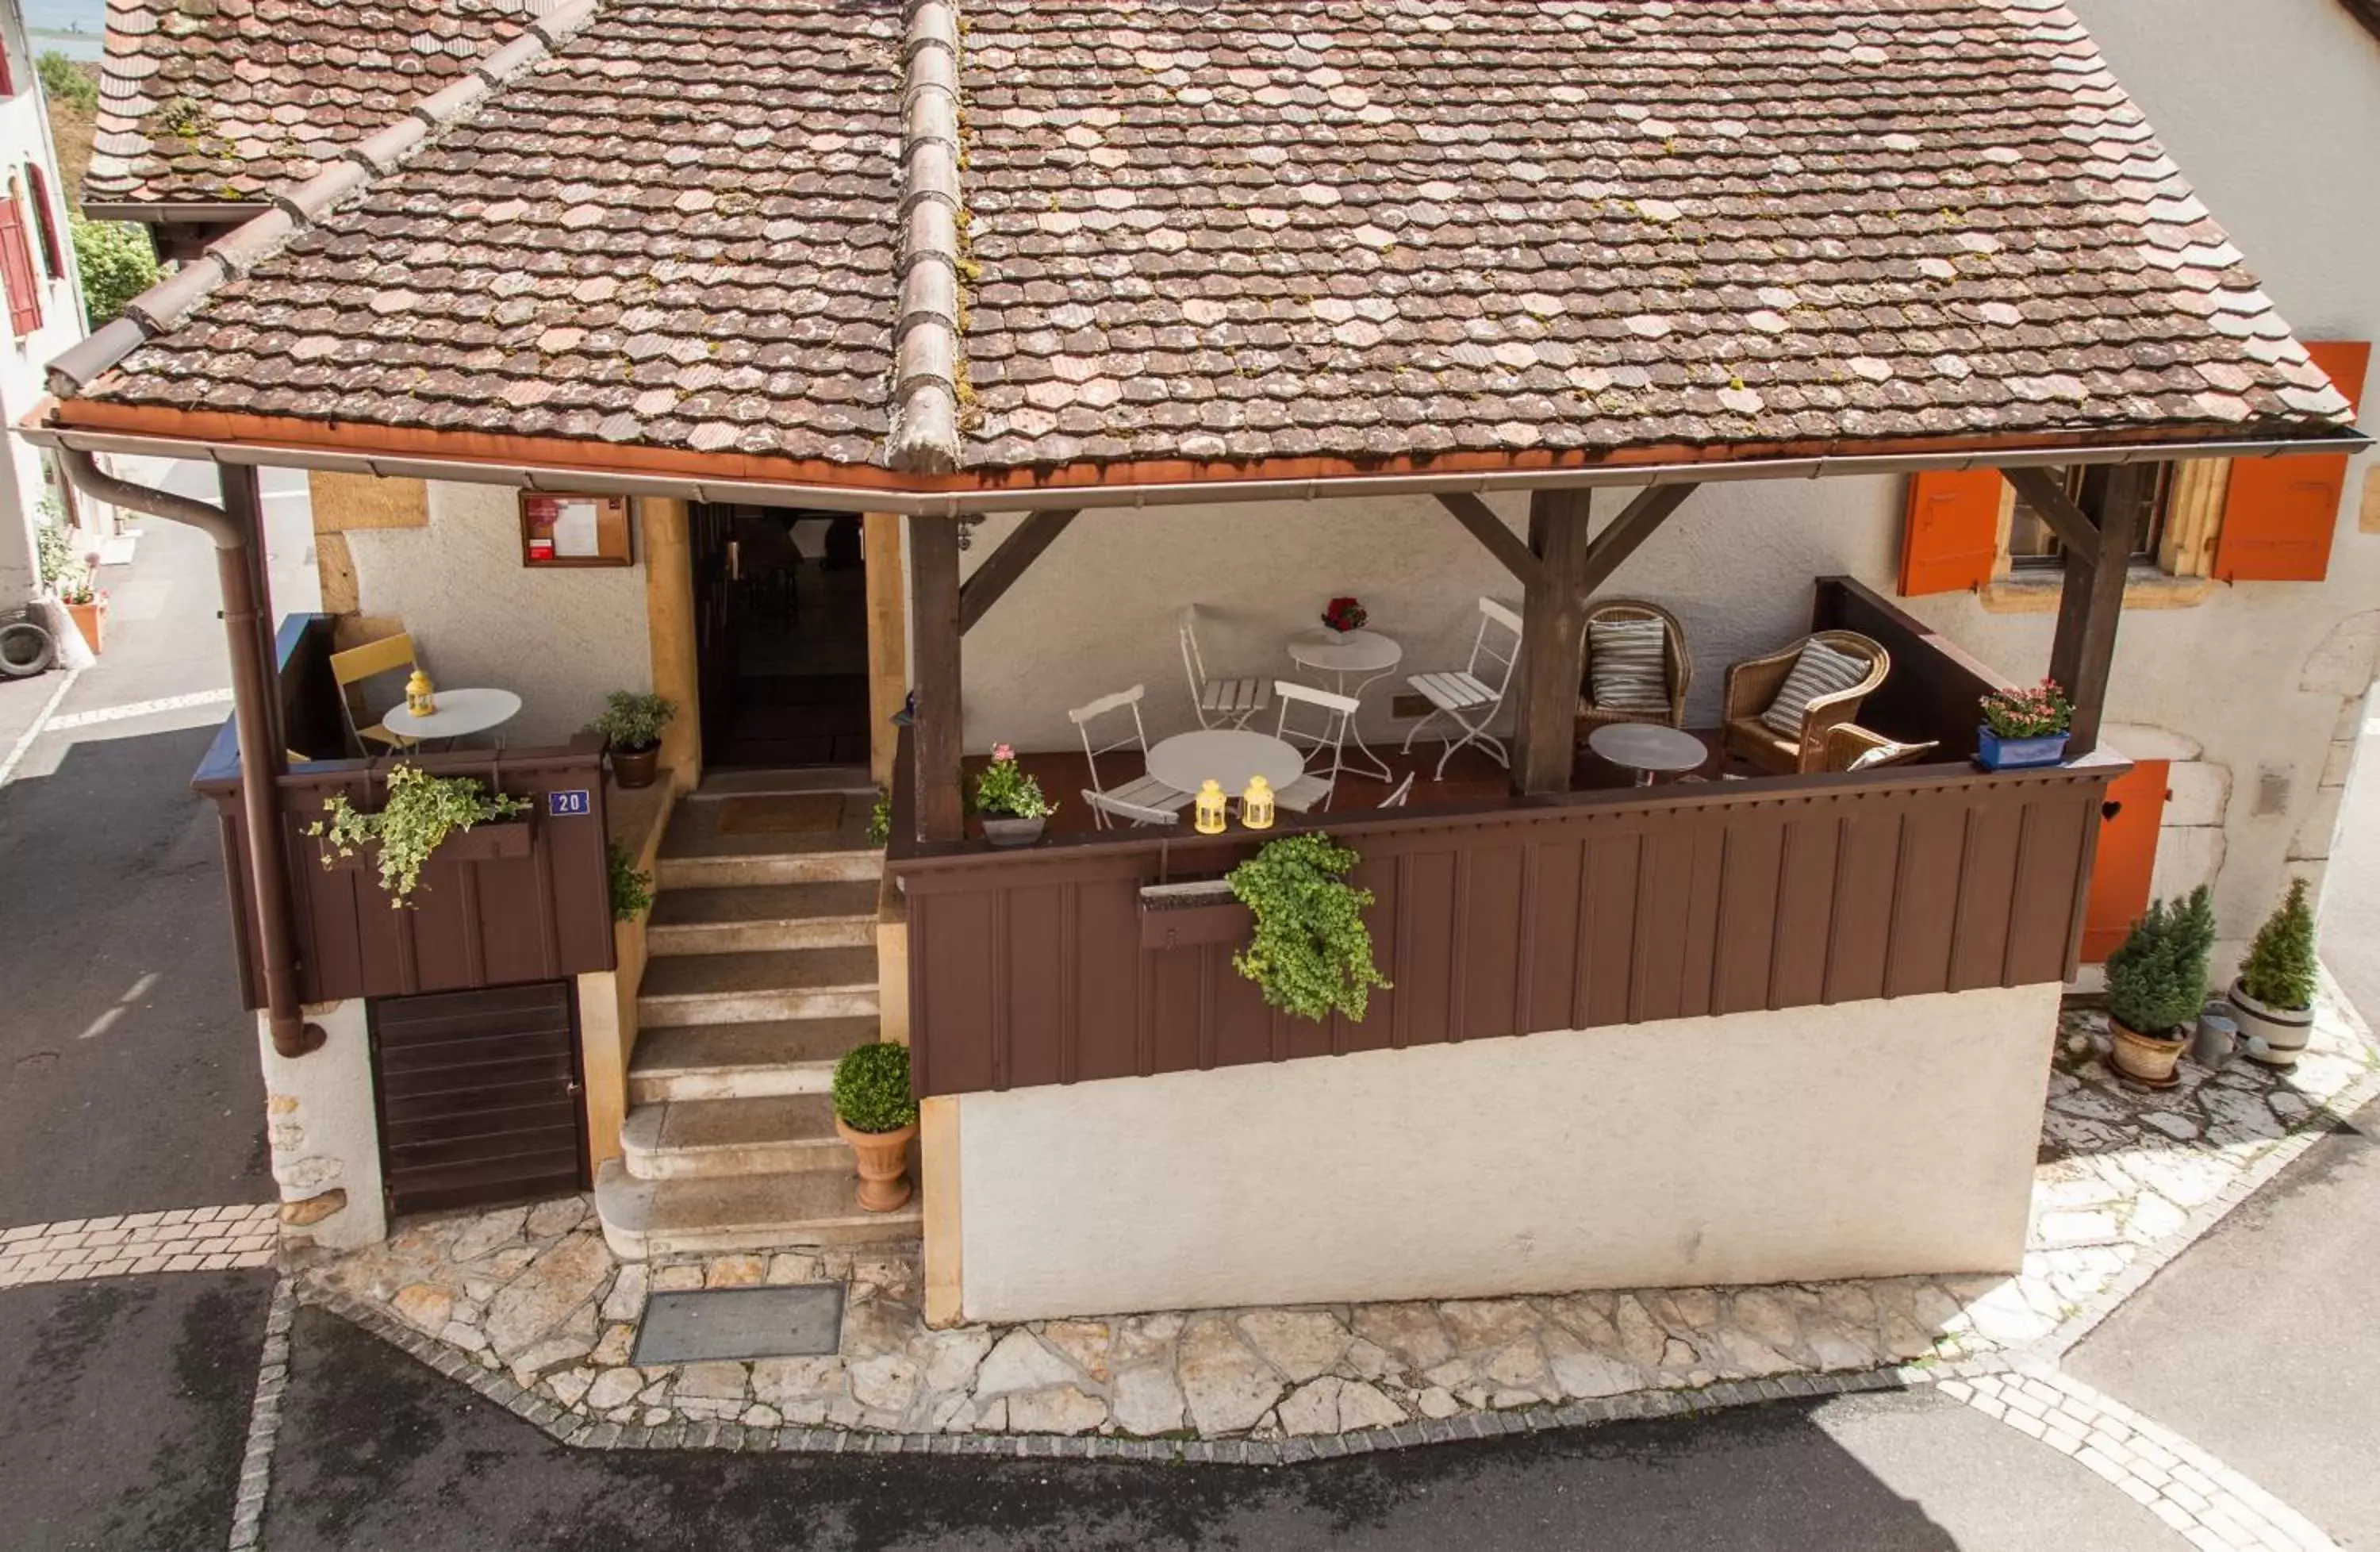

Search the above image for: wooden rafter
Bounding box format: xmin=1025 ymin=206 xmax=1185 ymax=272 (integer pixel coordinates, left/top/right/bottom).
xmin=1579 ymin=483 xmax=1696 ymax=597
xmin=2048 ymin=465 xmax=2143 ymax=759
xmin=957 ymin=509 xmax=1079 ymax=634
xmin=1435 ymin=493 xmax=1545 ymax=589
xmin=2002 ymin=467 xmax=2100 ymax=558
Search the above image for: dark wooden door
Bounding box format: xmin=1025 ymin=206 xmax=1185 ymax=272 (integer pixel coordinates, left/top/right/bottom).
xmin=692 ymin=502 xmax=740 ymax=763
xmin=370 ymin=982 xmax=586 ymax=1216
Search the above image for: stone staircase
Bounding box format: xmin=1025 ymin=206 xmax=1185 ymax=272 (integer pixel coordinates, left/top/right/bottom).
xmin=593 ymin=767 xmax=920 ymax=1259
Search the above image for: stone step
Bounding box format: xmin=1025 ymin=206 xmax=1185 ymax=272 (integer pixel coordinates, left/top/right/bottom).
xmin=689 ymin=766 xmax=877 ymax=800
xmin=654 ymin=849 xmax=883 ymax=889
xmin=593 ymin=1159 xmax=919 ymax=1261
xmin=619 ymin=1094 xmax=846 ymax=1181
xmin=628 ymin=1017 xmax=876 ymax=1104
xmin=654 ymin=789 xmax=881 ymax=891
xmin=635 ymin=946 xmax=878 ymax=1026
xmin=646 ymin=882 xmax=879 ymax=957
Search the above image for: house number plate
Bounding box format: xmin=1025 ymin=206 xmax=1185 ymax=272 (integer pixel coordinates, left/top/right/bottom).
xmin=547 ymin=789 xmax=592 ymax=817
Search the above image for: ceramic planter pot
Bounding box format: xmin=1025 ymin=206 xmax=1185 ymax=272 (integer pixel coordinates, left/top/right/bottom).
xmin=1976 ymin=726 xmax=2068 ymax=770
xmin=611 ymin=743 xmax=662 ymax=789
xmin=835 ymin=1117 xmax=916 ymax=1212
xmin=981 ymin=814 xmax=1046 ymax=847
xmin=65 ymin=597 xmax=106 ymax=655
xmin=2229 ymin=978 xmax=2314 ymax=1068
xmin=2108 ymin=1016 xmax=2186 ymax=1087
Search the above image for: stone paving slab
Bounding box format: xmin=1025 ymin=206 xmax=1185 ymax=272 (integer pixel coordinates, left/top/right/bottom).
xmin=295 ymin=990 xmax=2378 ymax=1462
xmin=0 ymin=1204 xmax=278 ymax=1288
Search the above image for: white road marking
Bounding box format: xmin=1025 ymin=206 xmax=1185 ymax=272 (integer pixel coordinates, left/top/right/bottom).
xmin=0 ymin=667 xmax=81 ymax=790
xmin=42 ymin=686 xmax=234 ymax=731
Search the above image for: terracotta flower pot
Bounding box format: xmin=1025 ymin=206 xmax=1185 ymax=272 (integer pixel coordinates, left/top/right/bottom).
xmin=65 ymin=597 xmax=106 ymax=655
xmin=2229 ymin=978 xmax=2314 ymax=1068
xmin=2108 ymin=1017 xmax=2186 ymax=1087
xmin=610 ymin=743 xmax=661 ymax=789
xmin=835 ymin=1117 xmax=916 ymax=1212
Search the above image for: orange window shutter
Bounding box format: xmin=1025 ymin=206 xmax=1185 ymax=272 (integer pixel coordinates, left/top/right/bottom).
xmin=2213 ymin=340 xmax=2370 ymax=583
xmin=0 ymin=195 xmax=35 ymax=339
xmin=1898 ymin=470 xmax=2003 ymax=597
xmin=2080 ymin=759 xmax=2171 ymax=964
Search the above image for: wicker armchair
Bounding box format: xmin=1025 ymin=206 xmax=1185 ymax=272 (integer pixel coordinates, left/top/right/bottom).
xmin=1820 ymin=723 xmax=1940 ymax=774
xmin=1722 ymin=631 xmax=1890 ymax=775
xmin=1576 ymin=598 xmax=1692 ymax=739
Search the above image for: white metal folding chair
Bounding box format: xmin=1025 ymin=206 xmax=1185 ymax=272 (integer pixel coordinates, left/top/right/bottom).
xmin=1069 ymin=684 xmax=1187 ymax=829
xmin=1271 ymin=679 xmax=1358 ymax=813
xmin=1377 ymin=772 xmax=1416 ymax=809
xmin=1178 ymin=605 xmax=1272 ymax=729
xmin=1401 ymin=597 xmax=1523 ymax=779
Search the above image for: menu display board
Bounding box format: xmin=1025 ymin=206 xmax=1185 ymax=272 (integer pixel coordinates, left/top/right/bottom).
xmin=520 ymin=494 xmax=634 ymax=567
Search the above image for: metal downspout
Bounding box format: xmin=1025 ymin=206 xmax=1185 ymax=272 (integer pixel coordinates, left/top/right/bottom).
xmin=59 ymin=448 xmax=324 ymax=1058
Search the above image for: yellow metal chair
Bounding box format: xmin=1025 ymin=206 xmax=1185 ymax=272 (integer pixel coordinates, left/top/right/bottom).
xmin=329 ymin=632 xmax=423 ymax=755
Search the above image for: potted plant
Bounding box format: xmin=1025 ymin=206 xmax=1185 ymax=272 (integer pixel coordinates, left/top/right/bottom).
xmin=608 ymin=839 xmax=654 ymax=923
xmin=2105 ymin=885 xmax=2215 ymax=1086
xmin=831 ymin=1041 xmax=919 ymax=1212
xmin=1321 ymin=595 xmax=1368 ymax=634
xmin=1977 ymin=680 xmax=2073 ymax=770
xmin=59 ymin=578 xmax=106 ymax=656
xmin=36 ymin=514 xmax=104 ymax=655
xmin=1226 ymin=832 xmax=1392 ymax=1022
xmin=2232 ymin=877 xmax=2317 ymax=1068
xmin=973 ymin=743 xmax=1054 ymax=846
xmin=589 ymin=690 xmax=675 ymax=789
xmin=306 ymin=763 xmax=532 ymax=907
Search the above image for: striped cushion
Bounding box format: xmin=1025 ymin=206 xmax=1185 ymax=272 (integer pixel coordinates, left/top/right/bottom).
xmin=1587 ymin=618 xmax=1670 ymax=713
xmin=1761 ymin=640 xmax=1871 ymax=736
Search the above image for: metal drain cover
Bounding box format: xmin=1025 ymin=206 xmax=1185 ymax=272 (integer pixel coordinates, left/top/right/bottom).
xmin=629 ymin=1284 xmax=845 ymax=1366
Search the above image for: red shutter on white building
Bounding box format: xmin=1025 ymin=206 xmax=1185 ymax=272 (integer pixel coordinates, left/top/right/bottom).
xmin=2212 ymin=341 xmax=2370 ymax=583
xmin=1897 ymin=469 xmax=2004 ymax=596
xmin=0 ymin=190 xmax=40 ymax=338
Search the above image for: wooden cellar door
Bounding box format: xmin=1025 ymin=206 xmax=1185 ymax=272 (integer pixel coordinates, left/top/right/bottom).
xmin=370 ymin=982 xmax=588 ymax=1216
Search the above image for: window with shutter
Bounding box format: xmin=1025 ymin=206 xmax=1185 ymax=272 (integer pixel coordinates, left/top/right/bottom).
xmin=1897 ymin=469 xmax=2005 ymax=596
xmin=25 ymin=165 xmax=61 ymax=279
xmin=2213 ymin=340 xmax=2370 ymax=583
xmin=0 ymin=182 xmax=39 ymax=338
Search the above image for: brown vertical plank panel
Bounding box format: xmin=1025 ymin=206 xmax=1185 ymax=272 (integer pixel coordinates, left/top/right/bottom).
xmin=1396 ymin=851 xmax=1459 ymax=1047
xmin=1146 ymin=944 xmax=1205 ymax=1077
xmin=471 ymin=856 xmax=547 ymax=988
xmin=1460 ymin=842 xmax=1526 ymax=1039
xmin=1529 ymin=836 xmax=1584 ymax=1032
xmin=1883 ymin=798 xmax=1968 ymax=998
xmin=2006 ymin=791 xmax=2094 ymax=983
xmin=1073 ymin=878 xmax=1142 ymax=1082
xmin=1629 ymin=827 xmax=1698 ymax=1024
xmin=1824 ymin=805 xmax=1902 ymax=1004
xmin=1582 ymin=832 xmax=1641 ymax=1028
xmin=1002 ymin=884 xmax=1067 ymax=1088
xmin=1338 ymin=855 xmax=1399 ymax=1055
xmin=1209 ymin=950 xmax=1275 ymax=1068
xmin=1676 ymin=825 xmax=1727 ymax=1018
xmin=912 ymin=892 xmax=998 ymax=1096
xmin=1710 ymin=817 xmax=1786 ymax=1016
xmin=1948 ymin=801 xmax=2025 ymax=990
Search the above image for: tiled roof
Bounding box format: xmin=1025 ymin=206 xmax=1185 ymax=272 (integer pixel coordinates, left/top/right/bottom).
xmin=84 ymin=0 xmax=905 ymax=465
xmin=86 ymin=0 xmax=556 ymax=209
xmin=70 ymin=0 xmax=2358 ymax=481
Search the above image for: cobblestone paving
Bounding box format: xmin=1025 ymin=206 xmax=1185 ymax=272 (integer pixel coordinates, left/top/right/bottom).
xmin=0 ymin=1204 xmax=278 ymax=1288
xmin=299 ymin=993 xmax=2378 ymax=1456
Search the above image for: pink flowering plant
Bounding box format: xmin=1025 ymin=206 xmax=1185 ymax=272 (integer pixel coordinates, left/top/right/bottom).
xmin=971 ymin=743 xmax=1055 ymax=820
xmin=1979 ymin=679 xmax=2074 ymax=740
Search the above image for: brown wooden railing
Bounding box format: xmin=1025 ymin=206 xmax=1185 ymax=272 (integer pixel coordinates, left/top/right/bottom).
xmin=889 ymin=579 xmax=2123 ymax=1100
xmin=192 ymin=617 xmax=616 ymax=1009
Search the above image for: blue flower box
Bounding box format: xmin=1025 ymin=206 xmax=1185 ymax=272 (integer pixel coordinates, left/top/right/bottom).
xmin=1976 ymin=726 xmax=2069 ymax=770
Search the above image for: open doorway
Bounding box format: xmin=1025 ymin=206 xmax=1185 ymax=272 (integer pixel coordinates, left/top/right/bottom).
xmin=689 ymin=503 xmax=871 ymax=768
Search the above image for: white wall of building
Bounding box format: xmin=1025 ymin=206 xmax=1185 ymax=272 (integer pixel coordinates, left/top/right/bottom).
xmin=343 ymin=480 xmax=654 ymax=746
xmin=0 ymin=1 xmax=91 ymax=605
xmin=954 ymin=985 xmax=2060 ymax=1323
xmin=258 ymin=1000 xmax=387 ymax=1251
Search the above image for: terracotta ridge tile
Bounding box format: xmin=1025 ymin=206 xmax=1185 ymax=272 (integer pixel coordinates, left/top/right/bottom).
xmin=885 ymin=0 xmax=966 ymax=474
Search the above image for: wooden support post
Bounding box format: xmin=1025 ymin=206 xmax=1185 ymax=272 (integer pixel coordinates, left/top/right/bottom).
xmin=958 ymin=509 xmax=1078 ymax=634
xmin=908 ymin=515 xmax=965 ymax=843
xmin=863 ymin=513 xmax=907 ymax=789
xmin=2049 ymin=466 xmax=2144 ymax=759
xmin=1511 ymin=489 xmax=1596 ymax=796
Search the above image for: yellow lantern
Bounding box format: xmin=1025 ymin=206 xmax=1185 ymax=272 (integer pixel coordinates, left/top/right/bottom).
xmin=405 ymin=668 xmax=436 ymax=717
xmin=1194 ymin=779 xmax=1228 ymax=835
xmin=1241 ymin=774 xmax=1276 ymax=831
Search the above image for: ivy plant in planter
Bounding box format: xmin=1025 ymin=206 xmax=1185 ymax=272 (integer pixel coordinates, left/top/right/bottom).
xmin=1226 ymin=832 xmax=1391 ymax=1023
xmin=308 ymin=763 xmax=531 ymax=908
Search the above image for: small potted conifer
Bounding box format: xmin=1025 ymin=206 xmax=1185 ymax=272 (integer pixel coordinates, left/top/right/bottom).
xmin=2231 ymin=878 xmax=2318 ymax=1069
xmin=2105 ymin=885 xmax=2215 ymax=1087
xmin=832 ymin=1041 xmax=919 ymax=1212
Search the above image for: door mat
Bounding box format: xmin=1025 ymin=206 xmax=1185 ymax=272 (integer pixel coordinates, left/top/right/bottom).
xmin=714 ymin=793 xmax=845 ymax=835
xmin=630 ymin=1285 xmax=845 ymax=1366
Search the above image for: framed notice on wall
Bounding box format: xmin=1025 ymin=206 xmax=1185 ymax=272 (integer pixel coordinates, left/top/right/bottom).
xmin=519 ymin=493 xmax=634 ymax=568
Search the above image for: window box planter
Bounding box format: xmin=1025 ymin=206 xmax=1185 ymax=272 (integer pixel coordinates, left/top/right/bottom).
xmin=1138 ymin=880 xmax=1250 ymax=950
xmin=317 ymin=817 xmax=532 ymax=870
xmin=1975 ymin=727 xmax=2068 ymax=770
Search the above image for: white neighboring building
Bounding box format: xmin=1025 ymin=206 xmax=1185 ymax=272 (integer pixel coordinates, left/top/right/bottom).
xmin=0 ymin=0 xmax=87 ymax=611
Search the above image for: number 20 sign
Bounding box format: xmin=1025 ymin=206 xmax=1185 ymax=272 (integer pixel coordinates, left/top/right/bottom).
xmin=547 ymin=789 xmax=592 ymax=818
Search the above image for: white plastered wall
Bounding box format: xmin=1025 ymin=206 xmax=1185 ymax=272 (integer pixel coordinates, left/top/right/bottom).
xmin=257 ymin=1001 xmax=387 ymax=1251
xmin=956 ymin=985 xmax=2059 ymax=1323
xmin=341 ymin=480 xmax=654 ymax=745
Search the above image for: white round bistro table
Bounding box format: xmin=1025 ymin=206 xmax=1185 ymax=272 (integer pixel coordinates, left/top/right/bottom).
xmin=1588 ymin=721 xmax=1707 ymax=787
xmin=382 ymin=688 xmax=523 ymax=749
xmin=1285 ymin=627 xmax=1402 ymax=780
xmin=1146 ymin=728 xmax=1306 ymax=800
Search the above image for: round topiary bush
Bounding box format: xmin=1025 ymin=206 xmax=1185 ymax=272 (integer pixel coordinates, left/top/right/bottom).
xmin=832 ymin=1042 xmax=919 ymax=1135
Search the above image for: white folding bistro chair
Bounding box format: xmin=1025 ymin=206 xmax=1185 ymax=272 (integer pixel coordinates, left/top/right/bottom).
xmin=1377 ymin=772 xmax=1416 ymax=809
xmin=1178 ymin=605 xmax=1272 ymax=729
xmin=1069 ymin=684 xmax=1188 ymax=829
xmin=1271 ymin=679 xmax=1359 ymax=814
xmin=1402 ymin=597 xmax=1524 ymax=780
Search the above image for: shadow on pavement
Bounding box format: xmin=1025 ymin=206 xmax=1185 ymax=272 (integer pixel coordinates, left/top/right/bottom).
xmin=267 ymin=1303 xmax=2186 ymax=1552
